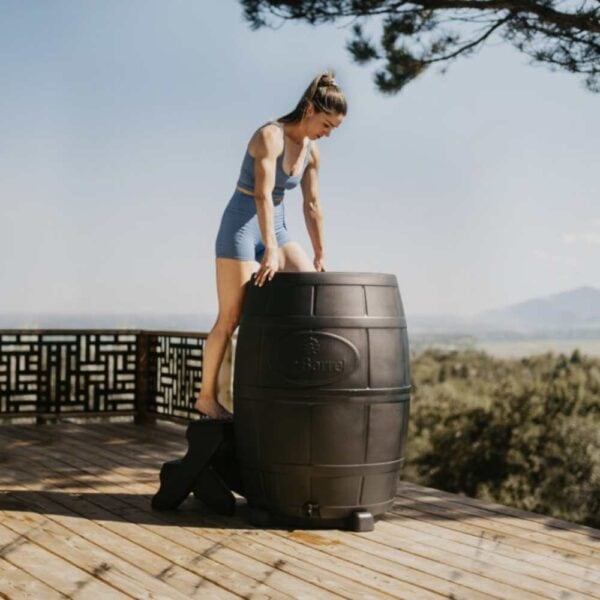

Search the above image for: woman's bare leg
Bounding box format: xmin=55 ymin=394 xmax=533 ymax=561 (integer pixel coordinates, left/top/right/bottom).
xmin=197 ymin=243 xmax=311 ymax=418
xmin=278 ymin=241 xmax=316 ymax=272
xmin=195 ymin=257 xmax=256 ymax=418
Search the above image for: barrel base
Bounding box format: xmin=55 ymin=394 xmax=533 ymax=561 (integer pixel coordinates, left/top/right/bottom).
xmin=245 ymin=505 xmax=377 ymax=532
xmin=247 ymin=506 xmax=274 ymax=528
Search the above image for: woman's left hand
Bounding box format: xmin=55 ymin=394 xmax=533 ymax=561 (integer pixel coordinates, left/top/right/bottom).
xmin=314 ymin=255 xmax=326 ymax=272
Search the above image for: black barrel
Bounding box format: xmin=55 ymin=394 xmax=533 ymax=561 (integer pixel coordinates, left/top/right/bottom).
xmin=233 ymin=272 xmax=411 ymax=528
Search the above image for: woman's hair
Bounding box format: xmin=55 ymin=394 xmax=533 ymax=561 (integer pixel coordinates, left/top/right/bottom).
xmin=279 ymin=71 xmax=347 ymax=123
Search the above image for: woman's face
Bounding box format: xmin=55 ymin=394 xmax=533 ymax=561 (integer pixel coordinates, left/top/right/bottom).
xmin=304 ymin=105 xmax=345 ymax=140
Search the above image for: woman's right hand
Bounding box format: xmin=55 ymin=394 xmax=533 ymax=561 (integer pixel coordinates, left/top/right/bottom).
xmin=255 ymin=247 xmax=279 ymax=287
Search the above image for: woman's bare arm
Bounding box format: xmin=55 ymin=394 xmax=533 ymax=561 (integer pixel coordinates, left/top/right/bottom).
xmin=250 ymin=124 xmax=284 ymax=284
xmin=300 ymin=143 xmax=325 ymax=270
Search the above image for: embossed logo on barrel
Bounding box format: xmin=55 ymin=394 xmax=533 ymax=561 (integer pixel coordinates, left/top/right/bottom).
xmin=270 ymin=331 xmax=360 ymax=386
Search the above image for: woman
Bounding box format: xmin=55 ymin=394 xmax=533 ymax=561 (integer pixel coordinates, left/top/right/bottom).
xmin=196 ymin=71 xmax=347 ymax=419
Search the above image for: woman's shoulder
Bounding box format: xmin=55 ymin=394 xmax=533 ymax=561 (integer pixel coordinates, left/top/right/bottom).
xmin=247 ymin=121 xmax=284 ymax=158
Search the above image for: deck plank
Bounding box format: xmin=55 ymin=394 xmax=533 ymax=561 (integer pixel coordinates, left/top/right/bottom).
xmin=352 ymin=521 xmax=592 ymax=599
xmin=395 ymin=486 xmax=600 ymax=558
xmin=390 ymin=494 xmax=599 ymax=570
xmin=0 ymin=557 xmax=68 ymax=600
xmin=387 ymin=502 xmax=598 ymax=583
xmin=2 ymin=487 xmax=251 ymax=600
xmin=2 ymin=421 xmax=599 ymax=600
xmin=399 ymin=481 xmax=600 ymax=543
xmin=373 ymin=510 xmax=597 ymax=594
xmin=0 ymin=521 xmax=129 ymax=599
xmin=1 ymin=508 xmax=199 ymax=600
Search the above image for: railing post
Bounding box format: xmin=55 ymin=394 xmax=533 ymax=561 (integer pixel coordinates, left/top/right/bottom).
xmin=35 ymin=333 xmax=56 ymax=425
xmin=135 ymin=332 xmax=156 ymax=425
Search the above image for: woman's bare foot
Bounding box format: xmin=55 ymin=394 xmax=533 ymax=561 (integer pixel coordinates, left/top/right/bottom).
xmin=195 ymin=396 xmax=233 ymax=420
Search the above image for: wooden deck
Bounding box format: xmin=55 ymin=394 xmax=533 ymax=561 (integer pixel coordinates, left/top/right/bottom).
xmin=0 ymin=421 xmax=598 ymax=600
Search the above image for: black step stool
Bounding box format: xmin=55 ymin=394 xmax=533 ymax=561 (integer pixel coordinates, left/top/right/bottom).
xmin=152 ymin=419 xmax=242 ymax=516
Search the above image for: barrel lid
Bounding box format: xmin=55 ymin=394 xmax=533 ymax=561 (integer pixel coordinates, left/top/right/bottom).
xmin=250 ymin=272 xmax=399 ymax=286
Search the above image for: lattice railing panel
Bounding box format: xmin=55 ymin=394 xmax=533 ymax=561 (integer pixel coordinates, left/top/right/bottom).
xmin=0 ymin=330 xmax=214 ymax=421
xmin=153 ymin=334 xmax=205 ymax=421
xmin=0 ymin=332 xmax=137 ymax=416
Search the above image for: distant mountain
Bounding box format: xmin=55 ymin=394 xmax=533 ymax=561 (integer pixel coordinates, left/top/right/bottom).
xmin=410 ymin=286 xmax=600 ymax=339
xmin=479 ymin=286 xmax=600 ymax=331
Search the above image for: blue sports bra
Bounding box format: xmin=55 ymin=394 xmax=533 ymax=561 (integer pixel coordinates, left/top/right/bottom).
xmin=236 ymin=122 xmax=312 ymax=200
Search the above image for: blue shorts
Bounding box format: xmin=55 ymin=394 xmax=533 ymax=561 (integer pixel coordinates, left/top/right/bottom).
xmin=215 ymin=189 xmax=292 ymax=261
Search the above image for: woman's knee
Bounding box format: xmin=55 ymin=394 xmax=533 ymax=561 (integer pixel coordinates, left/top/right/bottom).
xmin=279 ymin=242 xmax=314 ymax=272
xmin=213 ymin=312 xmax=240 ymax=337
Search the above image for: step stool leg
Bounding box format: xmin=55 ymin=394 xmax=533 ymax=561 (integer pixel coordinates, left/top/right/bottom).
xmin=152 ymin=420 xmax=226 ymax=510
xmin=192 ymin=466 xmax=236 ymax=516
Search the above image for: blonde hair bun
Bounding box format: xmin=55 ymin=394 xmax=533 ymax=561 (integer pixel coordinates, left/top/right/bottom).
xmin=279 ymin=71 xmax=347 ymax=123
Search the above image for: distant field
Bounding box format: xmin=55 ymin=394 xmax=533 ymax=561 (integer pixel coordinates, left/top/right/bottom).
xmin=474 ymin=339 xmax=600 ymax=358
xmin=410 ymin=337 xmax=600 ymax=358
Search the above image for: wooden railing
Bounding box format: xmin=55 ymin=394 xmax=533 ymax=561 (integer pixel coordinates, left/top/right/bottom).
xmin=0 ymin=330 xmax=233 ymax=424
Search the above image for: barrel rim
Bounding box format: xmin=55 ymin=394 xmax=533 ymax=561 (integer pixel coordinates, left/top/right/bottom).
xmin=249 ymin=272 xmax=399 ymax=286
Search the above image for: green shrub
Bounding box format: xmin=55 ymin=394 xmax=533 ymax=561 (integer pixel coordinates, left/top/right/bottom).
xmin=406 ymin=349 xmax=600 ymax=527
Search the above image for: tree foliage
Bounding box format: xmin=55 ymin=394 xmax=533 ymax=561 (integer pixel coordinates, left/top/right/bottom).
xmin=407 ymin=348 xmax=600 ymax=527
xmin=241 ymin=1 xmax=600 ymax=93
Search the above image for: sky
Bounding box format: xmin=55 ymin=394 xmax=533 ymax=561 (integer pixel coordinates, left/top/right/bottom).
xmin=1 ymin=0 xmax=598 ymax=323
